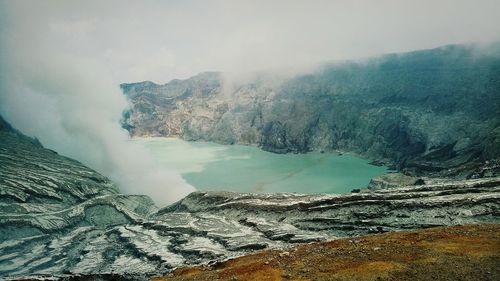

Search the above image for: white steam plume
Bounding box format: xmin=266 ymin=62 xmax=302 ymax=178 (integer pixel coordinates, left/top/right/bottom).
xmin=0 ymin=2 xmax=195 ymax=206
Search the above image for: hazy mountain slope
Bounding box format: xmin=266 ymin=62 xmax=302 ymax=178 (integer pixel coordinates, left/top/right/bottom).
xmin=121 ymin=44 xmax=500 ymax=177
xmin=0 ymin=115 xmax=118 ymax=206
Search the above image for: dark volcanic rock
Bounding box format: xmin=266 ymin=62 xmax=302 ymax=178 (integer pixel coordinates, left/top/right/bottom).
xmin=414 ymin=178 xmax=426 ymax=185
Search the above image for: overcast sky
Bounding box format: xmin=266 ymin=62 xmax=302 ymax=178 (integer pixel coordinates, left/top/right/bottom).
xmin=2 ymin=0 xmax=500 ymax=84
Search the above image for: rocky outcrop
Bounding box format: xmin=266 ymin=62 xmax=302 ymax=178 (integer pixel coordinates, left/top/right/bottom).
xmin=367 ymin=173 xmax=423 ymax=190
xmin=156 ymin=224 xmax=500 ymax=281
xmin=0 ymin=116 xmax=119 ymax=206
xmin=121 ymin=72 xmax=225 ymax=138
xmin=161 ymin=178 xmax=500 ymax=237
xmin=3 ymin=178 xmax=500 ymax=280
xmin=1 ymin=115 xmax=500 ymax=280
xmin=0 ymin=116 xmax=158 ymax=278
xmin=121 ymin=44 xmax=500 ymax=177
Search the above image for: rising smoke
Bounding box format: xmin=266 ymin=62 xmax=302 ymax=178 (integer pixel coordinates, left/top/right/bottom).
xmin=0 ymin=1 xmax=195 ymax=205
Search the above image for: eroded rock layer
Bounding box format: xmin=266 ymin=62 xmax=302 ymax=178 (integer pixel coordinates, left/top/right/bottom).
xmin=1 ymin=115 xmax=499 ymax=280
xmin=155 ymin=224 xmax=500 ymax=281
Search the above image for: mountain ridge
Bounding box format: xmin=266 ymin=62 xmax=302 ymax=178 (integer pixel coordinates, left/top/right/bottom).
xmin=121 ymin=43 xmax=500 ymax=178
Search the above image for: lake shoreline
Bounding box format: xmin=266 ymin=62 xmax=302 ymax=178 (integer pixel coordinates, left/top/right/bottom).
xmin=132 ymin=137 xmax=389 ymax=195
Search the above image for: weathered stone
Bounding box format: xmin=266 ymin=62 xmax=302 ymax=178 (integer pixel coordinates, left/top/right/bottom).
xmin=121 ymin=44 xmax=500 ymax=178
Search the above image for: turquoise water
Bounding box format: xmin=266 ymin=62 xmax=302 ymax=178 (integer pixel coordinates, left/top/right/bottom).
xmin=133 ymin=138 xmax=387 ymax=194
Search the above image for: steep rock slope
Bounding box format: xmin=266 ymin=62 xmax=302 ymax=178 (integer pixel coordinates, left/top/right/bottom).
xmin=0 ymin=116 xmax=158 ymax=278
xmin=121 ymin=44 xmax=500 ymax=176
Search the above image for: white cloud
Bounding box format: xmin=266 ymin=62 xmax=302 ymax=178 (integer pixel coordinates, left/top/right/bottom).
xmin=3 ymin=0 xmax=500 ymax=83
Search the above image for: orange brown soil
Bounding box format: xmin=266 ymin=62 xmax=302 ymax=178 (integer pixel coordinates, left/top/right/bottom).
xmin=152 ymin=224 xmax=500 ymax=281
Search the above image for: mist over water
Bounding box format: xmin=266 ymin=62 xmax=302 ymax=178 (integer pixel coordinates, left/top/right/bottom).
xmin=134 ymin=138 xmax=388 ymax=194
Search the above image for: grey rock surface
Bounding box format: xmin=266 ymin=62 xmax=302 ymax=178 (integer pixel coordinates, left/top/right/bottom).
xmin=1 ymin=115 xmax=499 ymax=280
xmin=121 ymin=44 xmax=500 ymax=177
xmin=367 ymin=172 xmax=421 ymax=190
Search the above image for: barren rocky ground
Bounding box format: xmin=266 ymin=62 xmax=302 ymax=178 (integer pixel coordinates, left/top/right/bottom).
xmin=2 ymin=114 xmax=499 ymax=280
xmin=154 ymin=224 xmax=500 ymax=281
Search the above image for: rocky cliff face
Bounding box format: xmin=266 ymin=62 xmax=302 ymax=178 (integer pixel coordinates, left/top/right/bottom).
xmin=121 ymin=44 xmax=500 ymax=177
xmin=0 ymin=115 xmax=158 ymax=278
xmin=1 ymin=115 xmax=499 ymax=280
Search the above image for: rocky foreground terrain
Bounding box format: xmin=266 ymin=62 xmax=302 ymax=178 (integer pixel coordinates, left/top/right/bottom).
xmin=1 ymin=115 xmax=499 ymax=280
xmin=121 ymin=43 xmax=500 ymax=177
xmin=156 ymin=224 xmax=500 ymax=281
